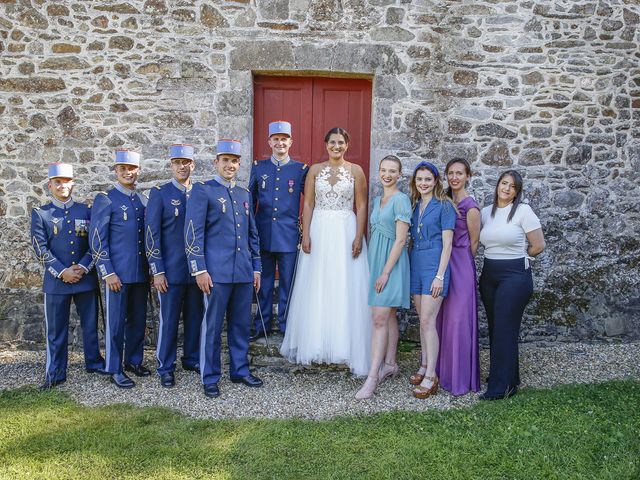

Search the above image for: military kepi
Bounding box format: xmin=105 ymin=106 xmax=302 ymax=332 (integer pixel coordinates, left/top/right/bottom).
xmin=216 ymin=139 xmax=242 ymax=157
xmin=268 ymin=121 xmax=292 ymax=137
xmin=48 ymin=162 xmax=73 ymax=179
xmin=170 ymin=144 xmax=194 ymax=161
xmin=115 ymin=149 xmax=141 ymax=167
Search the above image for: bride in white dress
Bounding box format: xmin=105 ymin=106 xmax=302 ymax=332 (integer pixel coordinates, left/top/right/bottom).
xmin=280 ymin=127 xmax=372 ymax=376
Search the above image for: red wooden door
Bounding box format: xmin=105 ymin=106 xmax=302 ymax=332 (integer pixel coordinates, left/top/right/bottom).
xmin=253 ymin=76 xmax=372 ymax=182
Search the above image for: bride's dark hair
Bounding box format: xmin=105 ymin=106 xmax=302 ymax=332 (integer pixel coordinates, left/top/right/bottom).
xmin=324 ymin=127 xmax=351 ymax=144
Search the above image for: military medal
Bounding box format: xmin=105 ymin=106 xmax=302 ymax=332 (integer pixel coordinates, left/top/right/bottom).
xmin=288 ymin=179 xmax=294 ymax=193
xmin=244 ymin=201 xmax=249 ymax=215
xmin=261 ymin=174 xmax=268 ymax=189
xmin=218 ymin=197 xmax=226 ymax=213
xmin=171 ymin=199 xmax=181 ymax=217
xmin=121 ymin=205 xmax=128 ymax=221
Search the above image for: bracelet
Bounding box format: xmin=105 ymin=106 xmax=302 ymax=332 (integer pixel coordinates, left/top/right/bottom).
xmin=435 ymin=274 xmax=444 ymax=281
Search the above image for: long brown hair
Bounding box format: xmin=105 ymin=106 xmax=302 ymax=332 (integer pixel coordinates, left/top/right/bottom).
xmin=444 ymin=157 xmax=472 ymax=199
xmin=410 ymin=162 xmax=455 ymax=210
xmin=491 ymin=169 xmax=524 ymax=222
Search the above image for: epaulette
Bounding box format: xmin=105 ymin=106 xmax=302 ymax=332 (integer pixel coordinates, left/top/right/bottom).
xmin=197 ymin=180 xmax=205 ymax=185
xmin=240 ymin=185 xmax=250 ymax=192
xmin=96 ymin=191 xmax=108 ymax=196
xmin=142 ymin=191 xmax=149 ymax=198
xmin=302 ymin=164 xmax=308 ymax=170
xmin=154 ymin=185 xmax=161 ymax=190
xmin=253 ymin=160 xmax=258 ymax=166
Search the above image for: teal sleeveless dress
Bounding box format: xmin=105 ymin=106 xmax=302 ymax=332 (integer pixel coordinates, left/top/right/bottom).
xmin=367 ymin=192 xmax=411 ymax=308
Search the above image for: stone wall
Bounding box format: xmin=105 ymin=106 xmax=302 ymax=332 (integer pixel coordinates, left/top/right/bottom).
xmin=1 ymin=0 xmax=638 ymax=346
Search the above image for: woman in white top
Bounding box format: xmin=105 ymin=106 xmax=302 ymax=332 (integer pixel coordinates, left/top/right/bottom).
xmin=478 ymin=170 xmax=545 ymax=400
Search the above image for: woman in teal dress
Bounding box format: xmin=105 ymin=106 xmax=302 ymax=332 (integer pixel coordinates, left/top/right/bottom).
xmin=356 ymin=155 xmax=411 ymax=400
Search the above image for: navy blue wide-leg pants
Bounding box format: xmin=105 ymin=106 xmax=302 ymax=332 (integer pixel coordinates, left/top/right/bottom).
xmin=156 ymin=284 xmax=203 ymax=375
xmin=104 ymin=283 xmax=148 ymax=374
xmin=201 ymin=282 xmax=252 ymax=386
xmin=43 ymin=290 xmax=103 ymax=382
xmin=254 ymin=250 xmax=297 ymax=334
xmin=479 ymin=258 xmax=533 ymax=397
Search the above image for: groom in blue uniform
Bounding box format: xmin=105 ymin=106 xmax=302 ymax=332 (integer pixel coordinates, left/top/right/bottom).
xmin=185 ymin=139 xmax=263 ymax=398
xmin=31 ymin=163 xmax=105 ymax=390
xmin=90 ymin=150 xmax=150 ymax=388
xmin=249 ymin=121 xmax=308 ymax=340
xmin=145 ymin=144 xmax=203 ymax=388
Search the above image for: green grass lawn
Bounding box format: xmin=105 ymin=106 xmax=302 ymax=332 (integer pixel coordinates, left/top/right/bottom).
xmin=1 ymin=381 xmax=638 ymax=480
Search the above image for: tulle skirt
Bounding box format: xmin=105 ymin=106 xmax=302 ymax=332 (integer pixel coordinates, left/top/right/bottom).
xmin=280 ymin=209 xmax=372 ymax=376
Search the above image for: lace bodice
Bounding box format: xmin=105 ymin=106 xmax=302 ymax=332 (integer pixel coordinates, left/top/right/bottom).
xmin=315 ymin=165 xmax=354 ymax=211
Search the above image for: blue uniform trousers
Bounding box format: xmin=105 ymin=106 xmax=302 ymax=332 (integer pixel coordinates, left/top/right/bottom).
xmin=254 ymin=251 xmax=297 ymax=333
xmin=43 ymin=290 xmax=103 ymax=382
xmin=156 ymin=284 xmax=203 ymax=375
xmin=104 ymin=283 xmax=148 ymax=374
xmin=200 ymin=282 xmax=252 ymax=386
xmin=479 ymin=258 xmax=532 ymax=397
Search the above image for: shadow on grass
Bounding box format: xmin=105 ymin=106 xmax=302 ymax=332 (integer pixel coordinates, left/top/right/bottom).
xmin=1 ymin=381 xmax=639 ymax=479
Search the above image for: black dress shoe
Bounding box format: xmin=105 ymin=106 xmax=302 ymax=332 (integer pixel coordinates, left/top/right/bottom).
xmin=86 ymin=366 xmax=109 ymax=375
xmin=182 ymin=363 xmax=200 ymax=373
xmin=111 ymin=372 xmax=135 ymax=389
xmin=479 ymin=387 xmax=518 ymax=401
xmin=39 ymin=378 xmax=66 ymax=391
xmin=250 ymin=330 xmax=270 ymax=342
xmin=124 ymin=364 xmax=152 ymax=377
xmin=230 ymin=373 xmax=263 ymax=388
xmin=159 ymin=372 xmax=175 ymax=388
xmin=203 ymin=383 xmax=220 ymax=398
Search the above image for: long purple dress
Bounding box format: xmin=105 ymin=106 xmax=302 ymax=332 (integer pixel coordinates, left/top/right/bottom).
xmin=436 ymin=196 xmax=481 ymax=395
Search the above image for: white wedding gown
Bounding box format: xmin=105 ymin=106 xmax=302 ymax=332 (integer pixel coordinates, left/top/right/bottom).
xmin=280 ymin=164 xmax=371 ymax=376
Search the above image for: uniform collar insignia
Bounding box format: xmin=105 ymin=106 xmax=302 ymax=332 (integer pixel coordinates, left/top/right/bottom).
xmin=50 ymin=197 xmax=74 ymax=210
xmin=270 ymin=155 xmax=290 ymax=167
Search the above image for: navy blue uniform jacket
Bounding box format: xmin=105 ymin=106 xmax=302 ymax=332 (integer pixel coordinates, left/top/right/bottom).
xmin=145 ymin=180 xmax=194 ymax=285
xmin=184 ymin=179 xmax=261 ymax=284
xmin=90 ymin=187 xmax=149 ymax=283
xmin=30 ymin=200 xmax=97 ymax=294
xmin=249 ymin=158 xmax=308 ymax=252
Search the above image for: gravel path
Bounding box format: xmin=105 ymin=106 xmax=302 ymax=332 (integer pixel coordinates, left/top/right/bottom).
xmin=1 ymin=342 xmax=638 ymax=420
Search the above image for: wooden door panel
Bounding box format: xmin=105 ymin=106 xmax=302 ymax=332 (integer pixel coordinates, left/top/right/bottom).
xmin=311 ymin=78 xmax=372 ymax=181
xmin=253 ymin=76 xmax=372 ymax=181
xmin=253 ymin=77 xmax=313 ymax=163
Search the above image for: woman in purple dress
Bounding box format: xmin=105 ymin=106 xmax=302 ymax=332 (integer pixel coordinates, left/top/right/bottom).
xmin=435 ymin=158 xmax=481 ymax=396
